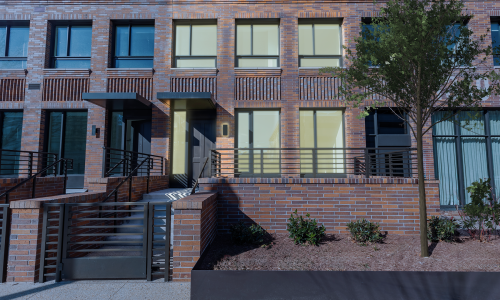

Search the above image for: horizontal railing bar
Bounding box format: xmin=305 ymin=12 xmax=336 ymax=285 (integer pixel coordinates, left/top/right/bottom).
xmin=67 ymin=249 xmax=146 ymax=252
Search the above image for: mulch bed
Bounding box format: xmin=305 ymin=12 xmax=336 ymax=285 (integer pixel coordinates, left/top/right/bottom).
xmin=197 ymin=233 xmax=500 ymax=272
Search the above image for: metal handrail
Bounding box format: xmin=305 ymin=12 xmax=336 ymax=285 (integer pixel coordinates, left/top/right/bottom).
xmin=102 ymin=147 xmax=165 ymax=178
xmin=0 ymin=149 xmax=58 ymax=177
xmin=0 ymin=158 xmax=73 ymax=203
xmin=191 ymin=157 xmax=209 ymax=195
xmin=103 ymin=156 xmax=151 ymax=203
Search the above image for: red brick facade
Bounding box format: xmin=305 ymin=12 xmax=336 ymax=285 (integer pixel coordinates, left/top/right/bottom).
xmin=0 ymin=177 xmax=65 ymax=203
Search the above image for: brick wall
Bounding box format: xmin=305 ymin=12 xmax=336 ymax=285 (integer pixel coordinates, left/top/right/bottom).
xmin=199 ymin=177 xmax=440 ymax=235
xmin=0 ymin=177 xmax=65 ymax=203
xmin=86 ymin=175 xmax=169 ymax=200
xmin=172 ymin=192 xmax=217 ymax=282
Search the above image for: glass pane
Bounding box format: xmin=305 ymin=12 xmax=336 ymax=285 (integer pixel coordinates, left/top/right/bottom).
xmin=238 ymin=58 xmax=277 ymax=67
xmin=191 ymin=25 xmax=217 ymax=56
xmin=8 ymin=26 xmax=29 ymax=57
xmin=1 ymin=112 xmax=23 ymax=175
xmin=175 ymin=25 xmax=191 ymax=56
xmin=300 ymin=58 xmax=339 ymax=67
xmin=253 ymin=111 xmax=279 ymax=174
xmin=172 ymin=111 xmax=187 ymax=174
xmin=298 ymin=24 xmax=313 ymax=55
xmin=69 ymin=26 xmax=92 ymax=57
xmin=459 ymin=111 xmax=485 ymax=135
xmin=377 ymin=112 xmax=405 ymax=134
xmin=489 ymin=111 xmax=500 ymax=135
xmin=0 ymin=60 xmax=26 ymax=69
xmin=317 ymin=110 xmax=343 ymax=174
xmin=315 ymin=24 xmax=340 ymax=55
xmin=492 ymin=137 xmax=500 ymax=197
xmin=0 ymin=27 xmax=6 ymax=56
xmin=253 ymin=25 xmax=279 ymax=55
xmin=434 ymin=137 xmax=460 ymax=205
xmin=114 ymin=59 xmax=153 ymax=68
xmin=115 ymin=25 xmax=129 ymax=56
xmin=461 ymin=137 xmax=488 ymax=204
xmin=300 ymin=111 xmax=314 ymax=174
xmin=130 ymin=25 xmax=154 ymax=56
xmin=237 ymin=112 xmax=250 ymax=173
xmin=236 ymin=25 xmax=251 ymax=55
xmin=432 ymin=111 xmax=455 ymax=135
xmin=64 ymin=112 xmax=87 ymax=174
xmin=176 ymin=58 xmax=216 ymax=68
xmin=109 ymin=112 xmax=124 ymax=175
xmin=492 ymin=22 xmax=499 ymax=52
xmin=54 ymin=59 xmax=91 ymax=69
xmin=55 ymin=26 xmax=68 ymax=57
xmin=47 ymin=112 xmax=63 ymax=174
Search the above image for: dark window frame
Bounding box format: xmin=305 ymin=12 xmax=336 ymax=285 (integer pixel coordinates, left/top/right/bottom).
xmin=235 ymin=19 xmax=280 ymax=68
xmin=298 ymin=19 xmax=343 ymax=67
xmin=173 ymin=20 xmax=217 ymax=68
xmin=0 ymin=21 xmax=29 ymax=69
xmin=365 ymin=109 xmax=408 ymax=148
xmin=50 ymin=21 xmax=92 ymax=69
xmin=492 ymin=19 xmax=500 ymax=67
xmin=112 ymin=20 xmax=155 ymax=68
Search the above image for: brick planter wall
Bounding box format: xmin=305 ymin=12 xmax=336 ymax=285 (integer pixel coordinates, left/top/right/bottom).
xmin=172 ymin=192 xmax=217 ymax=282
xmin=199 ymin=178 xmax=440 ymax=235
xmin=86 ymin=175 xmax=169 ymax=200
xmin=0 ymin=177 xmax=65 ymax=203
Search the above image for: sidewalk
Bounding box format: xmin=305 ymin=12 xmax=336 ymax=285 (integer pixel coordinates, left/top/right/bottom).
xmin=0 ymin=280 xmax=190 ymax=300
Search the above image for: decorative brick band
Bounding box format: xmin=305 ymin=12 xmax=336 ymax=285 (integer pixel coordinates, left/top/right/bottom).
xmin=0 ymin=79 xmax=25 ymax=101
xmin=299 ymin=76 xmax=340 ymax=101
xmin=172 ymin=192 xmax=217 ymax=282
xmin=42 ymin=78 xmax=89 ymax=101
xmin=107 ymin=77 xmax=154 ymax=100
xmin=170 ymin=77 xmax=217 ymax=100
xmin=235 ymin=77 xmax=281 ymax=100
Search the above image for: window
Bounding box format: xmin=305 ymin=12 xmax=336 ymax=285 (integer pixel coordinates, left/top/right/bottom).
xmin=298 ymin=20 xmax=342 ymax=67
xmin=299 ymin=110 xmax=344 ymax=176
xmin=433 ymin=111 xmax=500 ymax=207
xmin=51 ymin=24 xmax=92 ymax=68
xmin=113 ymin=23 xmax=154 ymax=68
xmin=492 ymin=21 xmax=499 ymax=66
xmin=0 ymin=23 xmax=29 ymax=69
xmin=0 ymin=111 xmax=23 ymax=176
xmin=236 ymin=110 xmax=280 ymax=175
xmin=174 ymin=21 xmax=217 ymax=68
xmin=365 ymin=109 xmax=407 ymax=148
xmin=236 ymin=21 xmax=279 ymax=67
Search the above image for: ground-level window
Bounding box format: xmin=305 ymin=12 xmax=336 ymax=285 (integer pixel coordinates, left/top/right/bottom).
xmin=0 ymin=111 xmax=23 ymax=175
xmin=433 ymin=110 xmax=500 ymax=207
xmin=236 ymin=110 xmax=280 ymax=175
xmin=46 ymin=111 xmax=87 ymax=175
xmin=299 ymin=110 xmax=344 ymax=176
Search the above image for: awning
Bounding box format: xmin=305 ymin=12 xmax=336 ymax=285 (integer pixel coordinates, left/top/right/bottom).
xmin=157 ymin=92 xmax=216 ymax=109
xmin=82 ymin=92 xmax=152 ymax=110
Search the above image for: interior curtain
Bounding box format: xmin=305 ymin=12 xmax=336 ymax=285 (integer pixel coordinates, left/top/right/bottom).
xmin=490 ymin=111 xmax=500 ymax=197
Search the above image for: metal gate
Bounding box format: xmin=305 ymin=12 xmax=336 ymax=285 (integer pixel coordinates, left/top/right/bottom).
xmin=39 ymin=202 xmax=171 ymax=282
xmin=0 ymin=204 xmax=9 ymax=283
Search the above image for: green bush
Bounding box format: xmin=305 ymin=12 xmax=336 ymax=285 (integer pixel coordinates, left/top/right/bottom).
xmin=427 ymin=216 xmax=459 ymax=242
xmin=287 ymin=210 xmax=326 ymax=246
xmin=230 ymin=221 xmax=266 ymax=245
xmin=346 ymin=219 xmax=383 ymax=245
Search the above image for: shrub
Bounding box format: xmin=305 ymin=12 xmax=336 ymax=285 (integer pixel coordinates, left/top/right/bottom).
xmin=287 ymin=210 xmax=326 ymax=246
xmin=346 ymin=219 xmax=383 ymax=245
xmin=457 ymin=178 xmax=500 ymax=241
xmin=230 ymin=221 xmax=266 ymax=245
xmin=427 ymin=216 xmax=459 ymax=242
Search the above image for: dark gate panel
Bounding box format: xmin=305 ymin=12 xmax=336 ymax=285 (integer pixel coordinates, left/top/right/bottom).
xmin=0 ymin=204 xmax=10 ymax=283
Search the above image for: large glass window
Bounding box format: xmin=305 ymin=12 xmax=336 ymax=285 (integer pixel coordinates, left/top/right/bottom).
xmin=46 ymin=111 xmax=87 ymax=175
xmin=172 ymin=111 xmax=188 ymax=177
xmin=492 ymin=21 xmax=499 ymax=66
xmin=433 ymin=110 xmax=500 ymax=206
xmin=51 ymin=24 xmax=92 ymax=68
xmin=236 ymin=21 xmax=279 ymax=67
xmin=299 ymin=110 xmax=344 ymax=176
xmin=236 ymin=110 xmax=280 ymax=175
xmin=299 ymin=20 xmax=342 ymax=67
xmin=0 ymin=111 xmax=23 ymax=176
xmin=365 ymin=109 xmax=407 ymax=148
xmin=175 ymin=22 xmax=217 ymax=68
xmin=113 ymin=24 xmax=154 ymax=68
xmin=0 ymin=24 xmax=29 ymax=69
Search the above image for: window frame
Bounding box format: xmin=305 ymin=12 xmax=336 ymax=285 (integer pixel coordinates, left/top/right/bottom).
xmin=235 ymin=19 xmax=280 ymax=68
xmin=173 ymin=20 xmax=217 ymax=68
xmin=298 ymin=19 xmax=343 ymax=68
xmin=492 ymin=19 xmax=500 ymax=67
xmin=50 ymin=21 xmax=92 ymax=69
xmin=0 ymin=21 xmax=29 ymax=69
xmin=112 ymin=20 xmax=155 ymax=68
xmin=365 ymin=109 xmax=408 ymax=148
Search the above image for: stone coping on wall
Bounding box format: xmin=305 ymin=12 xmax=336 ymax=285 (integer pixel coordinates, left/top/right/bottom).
xmin=199 ymin=177 xmax=439 ymax=185
xmin=10 ymin=192 xmax=105 ymax=208
xmin=172 ymin=192 xmax=217 ymax=210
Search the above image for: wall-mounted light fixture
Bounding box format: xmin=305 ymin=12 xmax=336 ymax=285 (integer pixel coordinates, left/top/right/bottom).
xmin=221 ymin=123 xmax=229 ymax=137
xmin=92 ymin=125 xmax=100 ymax=138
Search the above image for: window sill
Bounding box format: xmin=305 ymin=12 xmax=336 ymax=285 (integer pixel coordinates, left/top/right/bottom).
xmin=234 ymin=68 xmax=282 ymax=76
xmin=0 ymin=69 xmax=28 ymax=78
xmin=43 ymin=69 xmax=91 ymax=77
xmin=106 ymin=68 xmax=154 ymax=77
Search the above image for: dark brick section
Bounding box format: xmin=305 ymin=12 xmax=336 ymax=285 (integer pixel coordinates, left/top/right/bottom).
xmin=172 ymin=192 xmax=217 ymax=282
xmin=86 ymin=175 xmax=169 ymax=200
xmin=0 ymin=177 xmax=65 ymax=203
xmin=199 ymin=178 xmax=440 ymax=235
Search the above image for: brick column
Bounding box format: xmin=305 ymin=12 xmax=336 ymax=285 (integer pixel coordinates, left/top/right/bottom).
xmin=172 ymin=192 xmax=217 ymax=282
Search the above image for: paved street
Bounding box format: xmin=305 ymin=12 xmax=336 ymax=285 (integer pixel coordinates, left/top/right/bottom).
xmin=0 ymin=280 xmax=190 ymax=300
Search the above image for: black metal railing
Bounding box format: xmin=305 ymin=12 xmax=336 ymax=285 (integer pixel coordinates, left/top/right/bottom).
xmin=0 ymin=158 xmax=73 ymax=203
xmin=103 ymin=156 xmax=152 ymax=203
xmin=210 ymin=148 xmax=416 ymax=178
xmin=102 ymin=147 xmax=165 ymax=178
xmin=0 ymin=149 xmax=58 ymax=177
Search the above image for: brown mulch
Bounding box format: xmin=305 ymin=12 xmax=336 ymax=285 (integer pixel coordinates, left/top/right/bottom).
xmin=197 ymin=234 xmax=500 ymax=272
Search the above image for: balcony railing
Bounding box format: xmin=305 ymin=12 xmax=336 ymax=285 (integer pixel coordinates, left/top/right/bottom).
xmin=210 ymin=148 xmax=416 ymax=178
xmin=102 ymin=147 xmax=165 ymax=178
xmin=0 ymin=149 xmax=59 ymax=177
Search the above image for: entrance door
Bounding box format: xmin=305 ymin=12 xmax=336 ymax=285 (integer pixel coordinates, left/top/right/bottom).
xmin=190 ymin=119 xmax=215 ymax=187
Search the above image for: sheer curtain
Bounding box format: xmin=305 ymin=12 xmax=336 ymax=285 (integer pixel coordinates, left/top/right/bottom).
xmin=433 ymin=112 xmax=460 ymax=205
xmin=490 ymin=111 xmax=500 ymax=197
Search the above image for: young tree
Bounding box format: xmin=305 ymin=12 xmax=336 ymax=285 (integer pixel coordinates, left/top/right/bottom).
xmin=321 ymin=0 xmax=500 ymax=257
